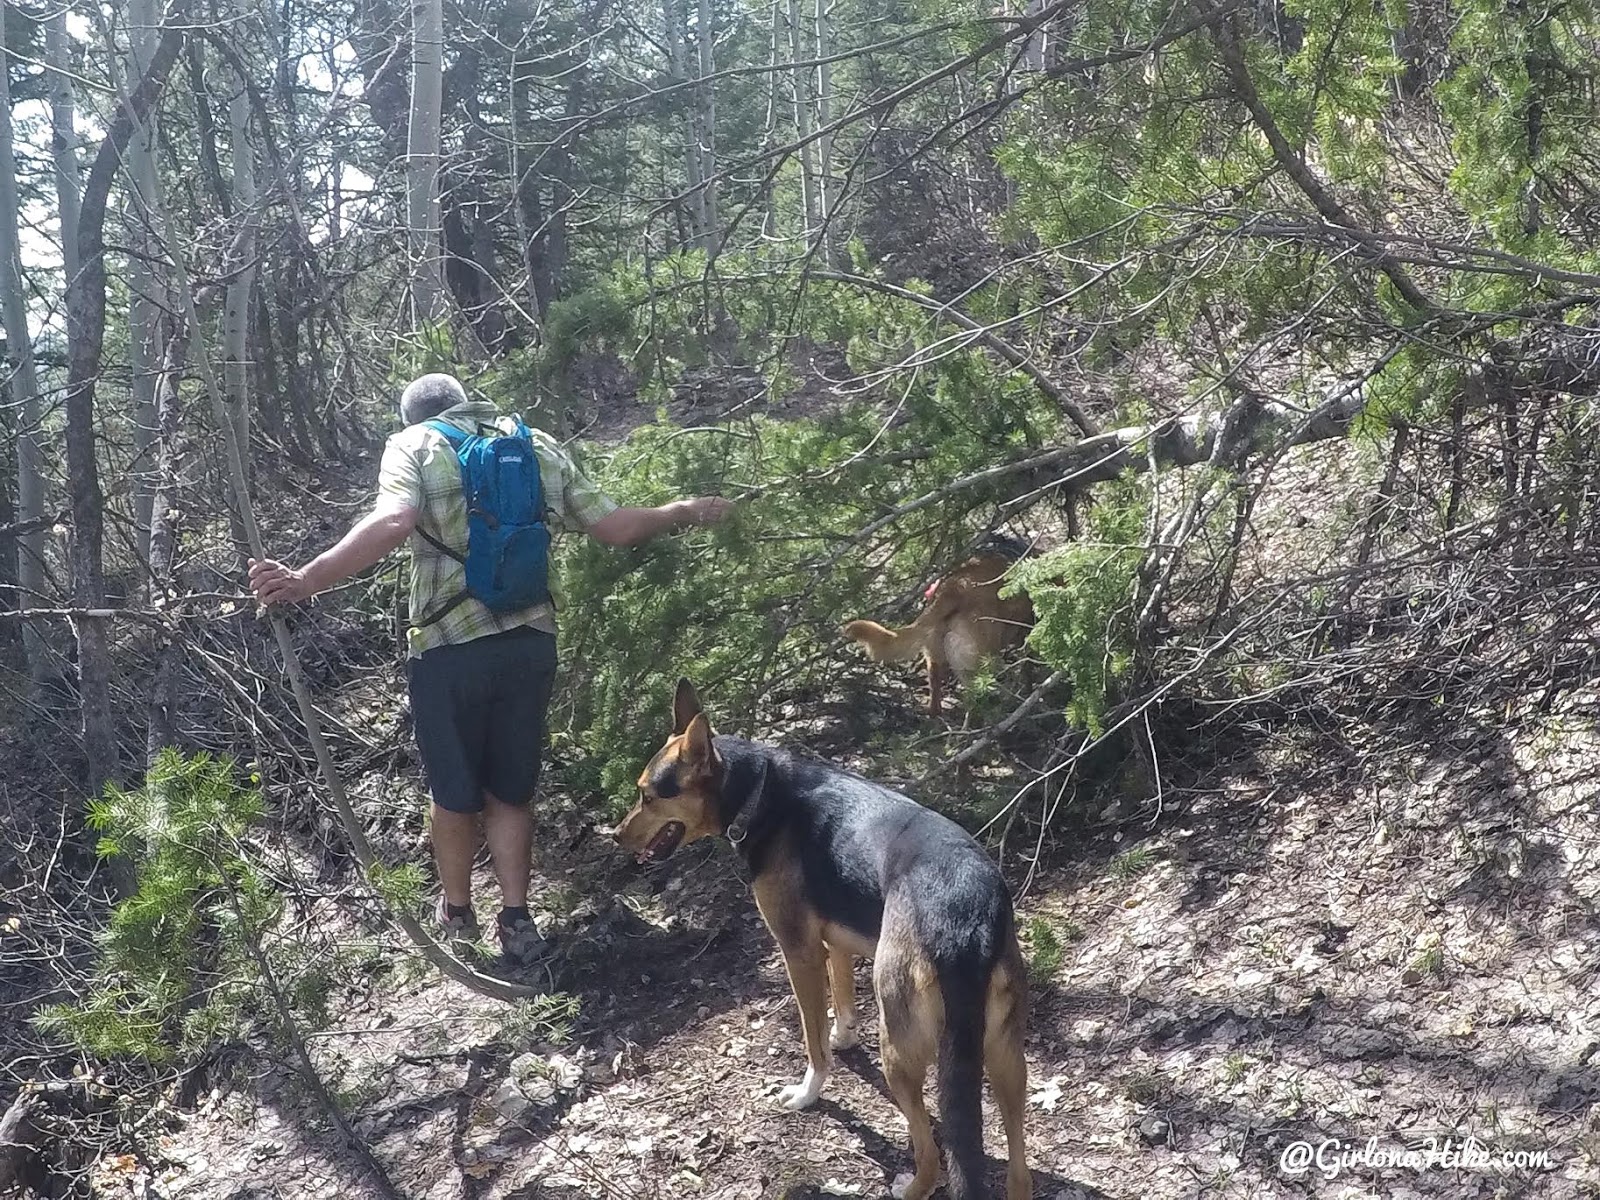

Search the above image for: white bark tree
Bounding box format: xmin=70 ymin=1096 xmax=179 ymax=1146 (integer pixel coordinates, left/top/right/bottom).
xmin=788 ymin=0 xmax=820 ymax=243
xmin=2 ymin=4 xmax=51 ymax=683
xmin=406 ymin=0 xmax=445 ymax=325
xmin=49 ymin=13 xmax=82 ymax=291
xmin=664 ymin=0 xmax=699 ymax=242
xmin=760 ymin=0 xmax=782 ymax=238
xmin=813 ymin=0 xmax=833 ymax=262
xmin=128 ymin=0 xmax=164 ymax=571
xmin=1022 ymin=0 xmax=1056 ymax=71
xmin=693 ymin=0 xmax=717 ymax=251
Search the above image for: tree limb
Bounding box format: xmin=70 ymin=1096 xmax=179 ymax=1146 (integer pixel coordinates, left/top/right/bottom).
xmin=1206 ymin=3 xmax=1437 ymax=315
xmin=814 ymin=270 xmax=1099 ymax=436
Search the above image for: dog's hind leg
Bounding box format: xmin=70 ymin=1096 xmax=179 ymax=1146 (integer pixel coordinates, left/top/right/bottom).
xmin=926 ymin=655 xmax=945 ymax=717
xmin=875 ymin=932 xmax=943 ymax=1200
xmin=827 ymin=944 xmax=860 ymax=1050
xmin=986 ymin=959 xmax=1032 ymax=1200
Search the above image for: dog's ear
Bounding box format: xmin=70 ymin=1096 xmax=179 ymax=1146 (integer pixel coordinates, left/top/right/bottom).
xmin=681 ymin=712 xmax=716 ymax=769
xmin=673 ymin=677 xmax=703 ymax=734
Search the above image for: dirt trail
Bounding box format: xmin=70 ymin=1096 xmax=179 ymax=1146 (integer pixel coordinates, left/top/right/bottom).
xmin=122 ymin=676 xmax=1600 ymax=1200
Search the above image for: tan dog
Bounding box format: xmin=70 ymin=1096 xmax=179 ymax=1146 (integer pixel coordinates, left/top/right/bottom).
xmin=612 ymin=680 xmax=1031 ymax=1200
xmin=843 ymin=551 xmax=1035 ymax=715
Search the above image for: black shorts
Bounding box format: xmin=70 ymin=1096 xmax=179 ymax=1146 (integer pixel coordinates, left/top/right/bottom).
xmin=407 ymin=626 xmax=558 ymax=814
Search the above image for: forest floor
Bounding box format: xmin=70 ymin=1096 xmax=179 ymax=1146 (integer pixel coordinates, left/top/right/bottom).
xmin=112 ymin=656 xmax=1600 ymax=1200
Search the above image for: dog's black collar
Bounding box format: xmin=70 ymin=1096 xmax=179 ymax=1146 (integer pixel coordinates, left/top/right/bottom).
xmin=724 ymin=755 xmax=770 ymax=849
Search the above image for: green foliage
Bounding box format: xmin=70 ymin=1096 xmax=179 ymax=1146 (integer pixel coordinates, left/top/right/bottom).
xmin=1007 ymin=477 xmax=1146 ymax=734
xmin=37 ymin=751 xmax=267 ymax=1061
xmin=499 ymin=994 xmax=582 ymax=1048
xmin=543 ymin=253 xmax=1069 ymax=807
xmin=1023 ymin=915 xmax=1069 ymax=984
xmin=542 ymin=288 xmax=634 ymax=378
xmin=370 ymin=862 xmax=427 ymax=913
xmin=1109 ymin=845 xmax=1158 ymax=880
xmin=553 ymin=412 xmax=904 ymax=805
xmin=1438 ymin=1 xmax=1600 ymax=256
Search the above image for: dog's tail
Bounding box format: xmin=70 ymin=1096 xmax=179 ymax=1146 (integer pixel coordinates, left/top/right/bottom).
xmin=840 ymin=617 xmax=928 ymax=663
xmin=937 ymin=957 xmax=990 ymax=1200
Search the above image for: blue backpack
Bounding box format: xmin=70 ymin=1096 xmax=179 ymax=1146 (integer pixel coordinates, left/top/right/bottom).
xmin=415 ymin=419 xmax=551 ymax=626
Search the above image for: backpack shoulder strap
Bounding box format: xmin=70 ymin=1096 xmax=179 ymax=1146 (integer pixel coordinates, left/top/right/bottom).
xmin=425 ymin=418 xmax=470 ymax=448
xmin=510 ymin=420 xmax=550 ymax=517
xmin=415 ymin=524 xmax=465 ymax=564
xmin=414 ymin=419 xmax=468 ymax=564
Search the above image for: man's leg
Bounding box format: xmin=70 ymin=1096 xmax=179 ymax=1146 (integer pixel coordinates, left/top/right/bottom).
xmin=483 ymin=629 xmax=558 ymax=963
xmin=408 ymin=642 xmax=490 ymax=935
xmin=482 ymin=790 xmax=532 ymax=910
xmin=430 ymin=802 xmax=480 ymax=909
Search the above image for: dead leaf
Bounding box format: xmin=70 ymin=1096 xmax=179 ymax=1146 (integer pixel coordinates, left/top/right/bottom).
xmin=1029 ymin=1077 xmax=1064 ymax=1111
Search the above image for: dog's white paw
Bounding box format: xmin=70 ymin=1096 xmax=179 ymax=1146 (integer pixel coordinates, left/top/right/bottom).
xmin=890 ymin=1173 xmax=917 ymax=1200
xmin=829 ymin=1021 xmax=859 ymax=1051
xmin=777 ymin=1065 xmax=824 ymax=1110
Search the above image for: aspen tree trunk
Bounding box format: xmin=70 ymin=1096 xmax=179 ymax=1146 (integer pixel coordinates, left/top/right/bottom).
xmin=406 ymin=0 xmax=445 ymax=325
xmin=1023 ymin=0 xmax=1048 ymax=70
xmin=664 ymin=0 xmax=703 ymax=243
xmin=128 ymin=0 xmax=164 ymax=573
xmin=1 ymin=6 xmax=51 ymax=684
xmin=694 ymin=0 xmax=717 ymax=251
xmin=49 ymin=14 xmax=82 ymax=291
xmin=760 ymin=0 xmax=782 ymax=239
xmin=788 ymin=0 xmax=819 ymax=240
xmin=145 ymin=322 xmax=191 ymax=759
xmin=65 ymin=8 xmax=186 ymax=832
xmin=813 ymin=0 xmax=832 ymax=262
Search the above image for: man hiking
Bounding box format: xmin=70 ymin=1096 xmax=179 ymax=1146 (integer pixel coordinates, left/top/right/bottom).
xmin=248 ymin=373 xmax=733 ymax=964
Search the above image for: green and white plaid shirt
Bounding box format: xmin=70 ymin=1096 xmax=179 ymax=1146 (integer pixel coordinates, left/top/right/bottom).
xmin=377 ymin=400 xmax=618 ymax=657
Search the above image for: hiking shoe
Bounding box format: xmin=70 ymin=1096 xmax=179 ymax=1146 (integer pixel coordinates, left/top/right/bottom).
xmin=497 ymin=909 xmax=555 ymax=966
xmin=435 ymin=897 xmax=481 ymax=944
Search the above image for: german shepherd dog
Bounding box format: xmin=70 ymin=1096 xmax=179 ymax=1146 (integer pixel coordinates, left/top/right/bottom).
xmin=612 ymin=680 xmax=1031 ymax=1200
xmin=842 ymin=538 xmax=1035 ymax=716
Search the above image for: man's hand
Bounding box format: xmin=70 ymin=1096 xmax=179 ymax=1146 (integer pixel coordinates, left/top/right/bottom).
xmin=686 ymin=496 xmax=735 ymax=527
xmin=248 ymin=558 xmax=314 ymax=607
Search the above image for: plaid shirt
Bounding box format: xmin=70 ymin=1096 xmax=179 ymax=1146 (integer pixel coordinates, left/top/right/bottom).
xmin=377 ymin=401 xmax=618 ymax=657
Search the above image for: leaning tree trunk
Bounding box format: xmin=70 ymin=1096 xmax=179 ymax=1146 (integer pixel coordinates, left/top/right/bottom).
xmin=223 ymin=28 xmax=258 ymax=561
xmin=0 ymin=7 xmax=52 ymax=685
xmin=65 ymin=9 xmax=187 ymax=817
xmin=406 ymin=0 xmax=444 ymax=326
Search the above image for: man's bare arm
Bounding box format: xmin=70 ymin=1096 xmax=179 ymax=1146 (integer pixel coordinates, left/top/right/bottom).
xmin=249 ymin=498 xmax=420 ymax=606
xmin=586 ymin=497 xmax=734 ymax=547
